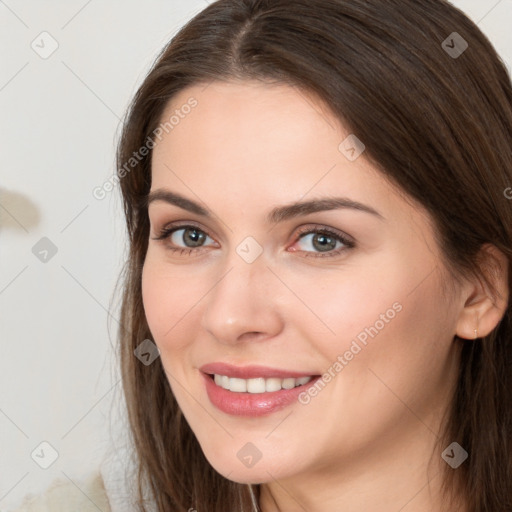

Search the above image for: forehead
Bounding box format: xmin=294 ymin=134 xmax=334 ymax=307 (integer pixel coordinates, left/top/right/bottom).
xmin=149 ymin=80 xmax=426 ymax=229
xmin=153 ymin=80 xmax=344 ymax=174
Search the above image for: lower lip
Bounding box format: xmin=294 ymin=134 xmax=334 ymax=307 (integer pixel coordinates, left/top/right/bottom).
xmin=202 ymin=372 xmax=320 ymax=417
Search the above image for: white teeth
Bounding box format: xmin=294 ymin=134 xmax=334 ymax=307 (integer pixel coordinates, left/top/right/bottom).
xmin=229 ymin=377 xmax=247 ymax=392
xmin=265 ymin=378 xmax=282 ymax=392
xmin=212 ymin=374 xmax=314 ymax=393
xmin=247 ymin=378 xmax=266 ymax=393
xmin=282 ymin=378 xmax=296 ymax=390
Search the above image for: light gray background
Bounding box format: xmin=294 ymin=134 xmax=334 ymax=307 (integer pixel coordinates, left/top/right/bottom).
xmin=0 ymin=1 xmax=511 ymax=510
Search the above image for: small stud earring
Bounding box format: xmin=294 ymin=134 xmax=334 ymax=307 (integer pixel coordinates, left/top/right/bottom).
xmin=474 ymin=328 xmax=478 ymax=339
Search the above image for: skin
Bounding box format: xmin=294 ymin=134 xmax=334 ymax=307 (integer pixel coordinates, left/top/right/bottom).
xmin=142 ymin=80 xmax=508 ymax=512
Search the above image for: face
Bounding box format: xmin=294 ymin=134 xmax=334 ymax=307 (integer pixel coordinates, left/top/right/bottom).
xmin=142 ymin=80 xmax=463 ymax=485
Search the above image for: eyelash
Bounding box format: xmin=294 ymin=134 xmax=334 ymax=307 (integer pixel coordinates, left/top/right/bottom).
xmin=152 ymin=222 xmax=355 ymax=258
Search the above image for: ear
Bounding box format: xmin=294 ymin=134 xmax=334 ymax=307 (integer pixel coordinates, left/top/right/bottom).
xmin=456 ymin=244 xmax=509 ymax=340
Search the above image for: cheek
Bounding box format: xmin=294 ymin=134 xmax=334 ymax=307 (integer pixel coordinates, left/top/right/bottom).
xmin=277 ymin=258 xmax=403 ymax=350
xmin=283 ymin=254 xmax=450 ymax=378
xmin=330 ymin=265 xmax=456 ymax=413
xmin=141 ymin=253 xmax=206 ymax=346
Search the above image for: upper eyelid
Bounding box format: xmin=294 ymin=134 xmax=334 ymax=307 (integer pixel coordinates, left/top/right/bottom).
xmin=295 ymin=224 xmax=353 ymax=240
xmin=155 ymin=220 xmax=210 ymax=235
xmin=154 ymin=220 xmax=346 ymax=236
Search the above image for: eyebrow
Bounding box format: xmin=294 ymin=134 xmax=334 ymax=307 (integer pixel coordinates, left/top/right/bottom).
xmin=146 ymin=189 xmax=385 ymax=223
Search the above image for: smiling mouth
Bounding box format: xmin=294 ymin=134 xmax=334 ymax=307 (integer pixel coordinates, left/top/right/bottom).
xmin=207 ymin=373 xmax=317 ymax=393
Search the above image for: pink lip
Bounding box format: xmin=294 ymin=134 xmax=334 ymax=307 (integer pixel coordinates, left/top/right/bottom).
xmin=199 ymin=362 xmax=316 ymax=379
xmin=199 ymin=363 xmax=321 ymax=417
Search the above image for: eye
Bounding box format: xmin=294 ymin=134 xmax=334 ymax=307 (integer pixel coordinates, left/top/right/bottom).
xmin=152 ymin=224 xmax=217 ymax=254
xmin=290 ymin=226 xmax=355 ymax=257
xmin=151 ymin=223 xmax=354 ymax=258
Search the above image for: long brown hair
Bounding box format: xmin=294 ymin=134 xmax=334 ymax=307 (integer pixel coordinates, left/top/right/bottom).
xmin=115 ymin=1 xmax=512 ymax=510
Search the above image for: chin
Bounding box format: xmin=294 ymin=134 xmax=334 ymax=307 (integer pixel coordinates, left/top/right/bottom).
xmin=213 ymin=465 xmax=273 ymax=485
xmin=201 ymin=446 xmax=295 ymax=484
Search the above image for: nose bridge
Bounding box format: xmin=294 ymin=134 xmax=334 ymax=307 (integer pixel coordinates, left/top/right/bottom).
xmin=217 ymin=233 xmax=271 ymax=297
xmin=200 ymin=247 xmax=283 ymax=344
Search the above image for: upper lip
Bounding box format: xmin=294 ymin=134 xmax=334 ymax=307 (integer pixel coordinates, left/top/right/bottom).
xmin=199 ymin=362 xmax=319 ymax=379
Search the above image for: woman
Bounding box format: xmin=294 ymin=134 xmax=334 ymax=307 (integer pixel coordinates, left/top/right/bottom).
xmin=119 ymin=0 xmax=512 ymax=510
xmin=14 ymin=0 xmax=512 ymax=511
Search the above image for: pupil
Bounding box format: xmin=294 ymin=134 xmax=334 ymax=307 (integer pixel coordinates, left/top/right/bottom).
xmin=313 ymin=234 xmax=336 ymax=252
xmin=184 ymin=228 xmax=205 ymax=247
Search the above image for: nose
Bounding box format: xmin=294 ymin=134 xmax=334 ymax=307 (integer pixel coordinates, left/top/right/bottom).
xmin=200 ymin=255 xmax=284 ymax=345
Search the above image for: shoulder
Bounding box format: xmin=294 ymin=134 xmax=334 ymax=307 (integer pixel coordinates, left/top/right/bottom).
xmin=10 ymin=471 xmax=111 ymax=512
